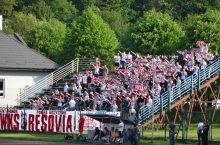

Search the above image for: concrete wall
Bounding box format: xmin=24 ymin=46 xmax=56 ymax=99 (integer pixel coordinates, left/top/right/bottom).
xmin=0 ymin=70 xmax=51 ymax=106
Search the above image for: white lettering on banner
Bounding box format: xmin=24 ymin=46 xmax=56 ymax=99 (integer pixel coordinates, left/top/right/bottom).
xmin=0 ymin=110 xmax=74 ymax=133
xmin=0 ymin=110 xmax=120 ymax=132
xmin=81 ymin=110 xmax=121 ymax=117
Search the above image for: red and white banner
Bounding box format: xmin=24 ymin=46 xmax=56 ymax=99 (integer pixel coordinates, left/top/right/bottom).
xmin=0 ymin=110 xmax=121 ymax=133
xmin=0 ymin=109 xmax=74 ymax=133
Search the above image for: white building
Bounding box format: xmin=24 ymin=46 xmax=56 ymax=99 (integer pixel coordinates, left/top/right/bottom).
xmin=0 ymin=31 xmax=60 ymax=107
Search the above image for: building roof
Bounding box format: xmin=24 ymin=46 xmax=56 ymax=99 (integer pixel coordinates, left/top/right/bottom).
xmin=0 ymin=30 xmax=60 ymax=71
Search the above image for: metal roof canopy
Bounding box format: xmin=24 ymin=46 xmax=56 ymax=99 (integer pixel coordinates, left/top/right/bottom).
xmin=82 ymin=113 xmax=136 ymax=125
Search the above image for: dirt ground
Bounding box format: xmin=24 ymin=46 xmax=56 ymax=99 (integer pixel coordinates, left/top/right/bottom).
xmin=0 ymin=139 xmax=90 ymax=145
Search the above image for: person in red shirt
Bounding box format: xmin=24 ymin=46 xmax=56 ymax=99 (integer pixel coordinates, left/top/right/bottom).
xmin=78 ymin=115 xmax=85 ymax=136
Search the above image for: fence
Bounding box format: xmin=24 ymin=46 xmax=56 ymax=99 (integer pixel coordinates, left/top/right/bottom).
xmin=19 ymin=58 xmax=96 ymax=105
xmin=138 ymin=56 xmax=220 ymax=124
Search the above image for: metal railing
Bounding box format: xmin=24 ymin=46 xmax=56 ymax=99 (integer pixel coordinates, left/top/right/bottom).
xmin=138 ymin=57 xmax=220 ymax=124
xmin=19 ymin=58 xmax=96 ymax=104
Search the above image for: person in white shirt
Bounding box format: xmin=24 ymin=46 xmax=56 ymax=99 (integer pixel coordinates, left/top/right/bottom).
xmin=198 ymin=119 xmax=204 ymax=145
xmin=76 ymin=74 xmax=82 ymax=85
xmin=92 ymin=64 xmax=100 ymax=77
xmin=114 ymin=53 xmax=121 ymax=69
xmin=119 ymin=51 xmax=127 ymax=69
xmin=63 ymin=82 xmax=69 ymax=95
xmin=200 ymin=59 xmax=207 ymax=69
xmin=180 ymin=69 xmax=187 ymax=82
xmin=193 ymin=63 xmax=200 ymax=74
xmin=76 ymin=85 xmax=82 ymax=95
xmin=147 ymin=95 xmax=153 ymax=107
xmin=118 ymin=118 xmax=124 ymax=143
xmin=69 ymin=98 xmax=76 ymax=111
xmin=129 ymin=106 xmax=136 ymax=122
xmin=127 ymin=52 xmax=132 ymax=60
xmin=82 ymin=73 xmax=88 ymax=90
xmin=83 ymin=92 xmax=89 ymax=101
xmin=111 ymin=101 xmax=118 ymax=112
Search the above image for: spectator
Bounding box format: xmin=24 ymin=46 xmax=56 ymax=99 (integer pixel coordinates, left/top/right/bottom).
xmin=57 ymin=96 xmax=63 ymax=110
xmin=202 ymin=120 xmax=209 ymax=145
xmin=51 ymin=98 xmax=58 ymax=110
xmin=111 ymin=101 xmax=118 ymax=112
xmin=91 ymin=63 xmax=100 ymax=78
xmin=114 ymin=129 xmax=120 ymax=143
xmin=110 ymin=127 xmax=115 ymax=142
xmin=63 ymin=82 xmax=69 ymax=95
xmin=118 ymin=118 xmax=124 ymax=144
xmin=91 ymin=127 xmax=103 ymax=141
xmin=129 ymin=106 xmax=136 ymax=122
xmin=114 ymin=53 xmax=121 ymax=69
xmin=85 ymin=97 xmax=92 ymax=111
xmin=101 ymin=127 xmax=110 ymax=142
xmin=103 ymin=65 xmax=109 ymax=77
xmin=123 ymin=97 xmax=131 ymax=119
xmin=129 ymin=124 xmax=139 ymax=145
xmin=197 ymin=119 xmax=204 ymax=145
xmin=69 ymin=98 xmax=76 ymax=111
xmin=169 ymin=120 xmax=176 ymax=145
xmin=119 ymin=51 xmax=127 ymax=69
xmin=82 ymin=73 xmax=88 ymax=91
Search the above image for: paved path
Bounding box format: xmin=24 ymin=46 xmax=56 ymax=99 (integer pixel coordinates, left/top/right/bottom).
xmin=0 ymin=139 xmax=89 ymax=145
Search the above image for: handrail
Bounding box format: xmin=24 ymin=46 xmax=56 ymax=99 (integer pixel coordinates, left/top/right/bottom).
xmin=138 ymin=57 xmax=220 ymax=124
xmin=19 ymin=58 xmax=96 ymax=104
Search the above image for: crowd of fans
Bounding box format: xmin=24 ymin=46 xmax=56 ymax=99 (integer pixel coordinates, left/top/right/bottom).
xmin=29 ymin=40 xmax=218 ymax=121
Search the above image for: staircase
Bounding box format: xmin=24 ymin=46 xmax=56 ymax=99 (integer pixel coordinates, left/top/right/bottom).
xmin=19 ymin=58 xmax=95 ymax=104
xmin=138 ymin=57 xmax=220 ymax=126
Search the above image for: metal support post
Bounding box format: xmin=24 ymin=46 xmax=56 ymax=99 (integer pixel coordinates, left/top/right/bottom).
xmin=198 ymin=70 xmax=201 ymax=90
xmin=191 ymin=75 xmax=194 ymax=93
xmin=168 ymin=90 xmax=171 ymax=111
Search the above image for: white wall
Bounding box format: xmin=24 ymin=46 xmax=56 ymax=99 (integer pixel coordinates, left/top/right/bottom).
xmin=0 ymin=15 xmax=2 ymax=31
xmin=0 ymin=70 xmax=51 ymax=106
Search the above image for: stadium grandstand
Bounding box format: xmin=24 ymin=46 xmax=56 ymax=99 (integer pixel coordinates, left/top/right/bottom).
xmin=21 ymin=40 xmax=219 ymax=125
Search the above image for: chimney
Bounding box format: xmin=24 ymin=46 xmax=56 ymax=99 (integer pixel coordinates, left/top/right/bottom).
xmin=0 ymin=15 xmax=2 ymax=31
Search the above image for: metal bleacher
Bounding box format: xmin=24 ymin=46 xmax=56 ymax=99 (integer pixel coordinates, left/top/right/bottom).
xmin=138 ymin=56 xmax=220 ymax=126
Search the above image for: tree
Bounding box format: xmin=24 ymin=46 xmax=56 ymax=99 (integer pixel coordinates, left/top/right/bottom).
xmin=123 ymin=9 xmax=184 ymax=55
xmin=47 ymin=0 xmax=78 ymax=26
xmin=71 ymin=0 xmax=95 ymax=12
xmin=64 ymin=8 xmax=119 ymax=69
xmin=25 ymin=19 xmax=66 ymax=64
xmin=100 ymin=10 xmax=129 ymax=39
xmin=14 ymin=0 xmax=38 ymax=11
xmin=183 ymin=9 xmax=220 ymax=53
xmin=0 ymin=0 xmax=15 ymax=18
xmin=22 ymin=0 xmax=54 ymax=20
xmin=3 ymin=12 xmax=38 ymax=37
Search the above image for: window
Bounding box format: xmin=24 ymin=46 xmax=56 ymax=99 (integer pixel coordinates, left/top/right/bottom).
xmin=0 ymin=79 xmax=4 ymax=98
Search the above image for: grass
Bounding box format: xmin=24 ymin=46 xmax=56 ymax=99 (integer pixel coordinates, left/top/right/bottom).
xmin=0 ymin=127 xmax=220 ymax=145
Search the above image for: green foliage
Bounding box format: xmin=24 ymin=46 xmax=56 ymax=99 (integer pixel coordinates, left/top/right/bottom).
xmin=47 ymin=0 xmax=78 ymax=26
xmin=100 ymin=10 xmax=129 ymax=39
xmin=71 ymin=0 xmax=95 ymax=12
xmin=25 ymin=19 xmax=66 ymax=64
xmin=22 ymin=0 xmax=54 ymax=20
xmin=64 ymin=8 xmax=119 ymax=69
xmin=124 ymin=9 xmax=184 ymax=55
xmin=0 ymin=0 xmax=15 ymax=18
xmin=183 ymin=9 xmax=220 ymax=53
xmin=3 ymin=12 xmax=38 ymax=37
xmin=14 ymin=0 xmax=38 ymax=11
